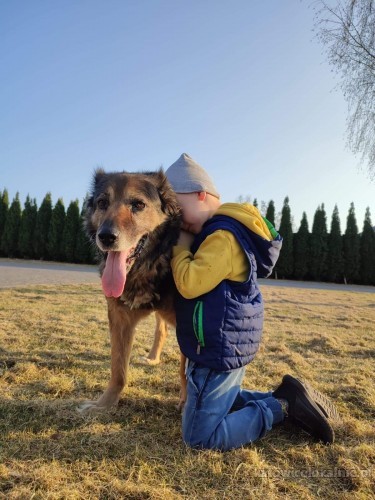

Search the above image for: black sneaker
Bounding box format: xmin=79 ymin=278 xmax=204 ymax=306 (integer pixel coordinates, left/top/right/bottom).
xmin=273 ymin=374 xmax=335 ymax=444
xmin=302 ymin=378 xmax=341 ymax=422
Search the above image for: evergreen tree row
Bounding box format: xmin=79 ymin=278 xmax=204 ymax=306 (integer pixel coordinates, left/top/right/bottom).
xmin=0 ymin=190 xmax=96 ymax=264
xmin=1 ymin=190 xmax=374 ymax=285
xmin=274 ymin=198 xmax=375 ymax=286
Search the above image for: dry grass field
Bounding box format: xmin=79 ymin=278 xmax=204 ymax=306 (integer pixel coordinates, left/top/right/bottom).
xmin=0 ymin=283 xmax=374 ymax=499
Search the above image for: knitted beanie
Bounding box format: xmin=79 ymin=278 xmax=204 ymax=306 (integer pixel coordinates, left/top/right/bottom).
xmin=165 ymin=153 xmax=220 ymax=198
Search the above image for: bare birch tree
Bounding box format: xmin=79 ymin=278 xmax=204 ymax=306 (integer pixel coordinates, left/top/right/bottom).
xmin=314 ymin=0 xmax=375 ymax=178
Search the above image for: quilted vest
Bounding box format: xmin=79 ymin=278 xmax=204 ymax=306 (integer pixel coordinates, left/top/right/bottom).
xmin=175 ymin=215 xmax=281 ymax=371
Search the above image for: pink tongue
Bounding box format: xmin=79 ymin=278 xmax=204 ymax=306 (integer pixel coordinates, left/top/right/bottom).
xmin=102 ymin=250 xmax=129 ymax=298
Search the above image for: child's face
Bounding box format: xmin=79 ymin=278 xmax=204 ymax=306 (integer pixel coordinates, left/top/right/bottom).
xmin=175 ymin=192 xmax=210 ymax=234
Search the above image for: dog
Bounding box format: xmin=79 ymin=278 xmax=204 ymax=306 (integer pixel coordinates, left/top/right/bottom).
xmin=78 ymin=168 xmax=181 ymax=413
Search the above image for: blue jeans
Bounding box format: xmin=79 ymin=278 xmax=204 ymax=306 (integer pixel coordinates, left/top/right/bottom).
xmin=182 ymin=360 xmax=284 ymax=451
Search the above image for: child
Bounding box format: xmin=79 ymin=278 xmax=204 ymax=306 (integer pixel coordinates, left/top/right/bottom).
xmin=165 ymin=153 xmax=339 ymax=451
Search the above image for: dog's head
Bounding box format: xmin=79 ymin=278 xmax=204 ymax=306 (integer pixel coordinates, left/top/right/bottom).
xmin=86 ymin=168 xmax=178 ymax=251
xmin=85 ymin=168 xmax=180 ymax=298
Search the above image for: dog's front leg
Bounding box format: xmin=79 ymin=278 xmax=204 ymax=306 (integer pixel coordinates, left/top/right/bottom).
xmin=78 ymin=299 xmax=147 ymax=414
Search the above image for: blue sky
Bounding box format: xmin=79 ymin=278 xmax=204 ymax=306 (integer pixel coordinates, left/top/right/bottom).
xmin=1 ymin=0 xmax=374 ymax=231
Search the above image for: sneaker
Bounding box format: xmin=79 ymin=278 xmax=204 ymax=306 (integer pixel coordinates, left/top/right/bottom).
xmin=302 ymin=378 xmax=341 ymax=422
xmin=273 ymin=374 xmax=335 ymax=444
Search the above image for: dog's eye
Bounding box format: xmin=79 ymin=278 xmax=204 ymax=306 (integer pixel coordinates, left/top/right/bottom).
xmin=130 ymin=200 xmax=146 ymax=213
xmin=97 ymin=199 xmax=109 ymax=210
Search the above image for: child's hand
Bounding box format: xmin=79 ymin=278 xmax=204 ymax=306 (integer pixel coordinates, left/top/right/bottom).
xmin=177 ymin=385 xmax=187 ymax=413
xmin=177 ymin=230 xmax=194 ymax=248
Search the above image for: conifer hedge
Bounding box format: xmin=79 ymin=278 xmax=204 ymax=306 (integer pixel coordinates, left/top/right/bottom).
xmin=0 ymin=189 xmax=374 ymax=285
xmin=0 ymin=190 xmax=96 ymax=264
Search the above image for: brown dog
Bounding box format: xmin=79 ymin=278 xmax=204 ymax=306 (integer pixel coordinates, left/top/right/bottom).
xmin=78 ymin=168 xmax=181 ymax=413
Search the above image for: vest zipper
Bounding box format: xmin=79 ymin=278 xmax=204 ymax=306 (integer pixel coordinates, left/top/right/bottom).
xmin=193 ymin=300 xmax=205 ymax=354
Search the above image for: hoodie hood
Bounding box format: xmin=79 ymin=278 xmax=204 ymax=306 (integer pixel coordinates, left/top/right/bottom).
xmin=211 ymin=203 xmax=282 ymax=278
xmin=215 ymin=203 xmax=275 ymax=240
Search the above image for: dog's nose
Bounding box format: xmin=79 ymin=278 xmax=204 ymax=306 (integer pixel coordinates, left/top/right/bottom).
xmin=98 ymin=230 xmax=119 ymax=247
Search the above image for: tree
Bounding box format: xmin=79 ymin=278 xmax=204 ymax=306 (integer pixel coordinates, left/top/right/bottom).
xmin=315 ymin=0 xmax=375 ymax=177
xmin=48 ymin=199 xmax=66 ymax=261
xmin=359 ymin=207 xmax=375 ymax=284
xmin=236 ymin=194 xmax=252 ymax=204
xmin=75 ymin=197 xmax=96 ymax=264
xmin=18 ymin=195 xmax=37 ymax=259
xmin=343 ymin=202 xmax=360 ymax=283
xmin=34 ymin=193 xmax=52 ymax=260
xmin=0 ymin=189 xmax=9 ymax=256
xmin=265 ymin=200 xmax=276 ymax=226
xmin=63 ymin=200 xmax=80 ymax=262
xmin=310 ymin=205 xmax=328 ymax=281
xmin=1 ymin=193 xmax=22 ymax=257
xmin=275 ymin=197 xmax=293 ymax=279
xmin=293 ymin=212 xmax=310 ymax=280
xmin=326 ymin=205 xmax=344 ymax=283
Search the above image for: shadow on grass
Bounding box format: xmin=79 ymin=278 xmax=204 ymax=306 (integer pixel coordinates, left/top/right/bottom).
xmin=0 ymin=396 xmax=184 ymax=461
xmin=0 ymin=348 xmax=108 ymax=370
xmin=0 ymin=394 xmax=351 ymax=461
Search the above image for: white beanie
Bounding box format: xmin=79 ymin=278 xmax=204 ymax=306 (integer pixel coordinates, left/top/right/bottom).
xmin=165 ymin=153 xmax=220 ymax=199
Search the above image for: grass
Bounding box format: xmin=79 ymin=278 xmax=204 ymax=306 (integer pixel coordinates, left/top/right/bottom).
xmin=0 ymin=283 xmax=374 ymax=499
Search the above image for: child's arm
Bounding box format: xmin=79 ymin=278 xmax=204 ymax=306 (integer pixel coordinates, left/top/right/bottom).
xmin=171 ymin=230 xmax=237 ymax=299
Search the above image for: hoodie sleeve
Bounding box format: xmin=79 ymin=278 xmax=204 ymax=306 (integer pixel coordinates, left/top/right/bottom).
xmin=171 ymin=230 xmax=248 ymax=299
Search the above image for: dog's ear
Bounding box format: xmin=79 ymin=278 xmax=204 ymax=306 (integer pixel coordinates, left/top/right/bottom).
xmin=93 ymin=168 xmax=105 ymax=186
xmin=85 ymin=194 xmax=94 ymax=209
xmin=90 ymin=168 xmax=106 ymax=197
xmin=153 ymin=168 xmax=180 ymax=217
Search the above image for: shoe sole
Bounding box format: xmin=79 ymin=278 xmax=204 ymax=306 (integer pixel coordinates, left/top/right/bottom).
xmin=282 ymin=375 xmax=335 ymax=444
xmin=302 ymin=379 xmax=341 ymax=422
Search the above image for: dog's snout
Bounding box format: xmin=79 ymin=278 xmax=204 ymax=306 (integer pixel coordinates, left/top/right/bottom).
xmin=98 ymin=223 xmax=120 ymax=248
xmin=98 ymin=231 xmax=118 ymax=246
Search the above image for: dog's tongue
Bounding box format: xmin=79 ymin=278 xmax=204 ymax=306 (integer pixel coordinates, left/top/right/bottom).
xmin=102 ymin=250 xmax=129 ymax=298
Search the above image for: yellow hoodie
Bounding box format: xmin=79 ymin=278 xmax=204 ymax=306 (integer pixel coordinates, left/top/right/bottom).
xmin=171 ymin=203 xmax=272 ymax=299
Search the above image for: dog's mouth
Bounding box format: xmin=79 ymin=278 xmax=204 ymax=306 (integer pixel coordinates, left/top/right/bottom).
xmin=101 ymin=235 xmax=148 ymax=298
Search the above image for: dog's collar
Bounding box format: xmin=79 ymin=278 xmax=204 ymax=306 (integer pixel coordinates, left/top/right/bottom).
xmin=126 ymin=234 xmax=148 ymax=270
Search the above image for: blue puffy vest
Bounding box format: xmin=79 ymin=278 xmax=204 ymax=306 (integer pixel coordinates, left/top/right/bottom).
xmin=175 ymin=214 xmax=282 ymax=371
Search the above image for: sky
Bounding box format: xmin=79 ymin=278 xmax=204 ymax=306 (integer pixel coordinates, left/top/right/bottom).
xmin=1 ymin=0 xmax=374 ymax=232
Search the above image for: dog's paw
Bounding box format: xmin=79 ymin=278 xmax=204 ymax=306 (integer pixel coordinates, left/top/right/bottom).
xmin=76 ymin=400 xmax=111 ymax=414
xmin=138 ymin=355 xmax=160 ymax=366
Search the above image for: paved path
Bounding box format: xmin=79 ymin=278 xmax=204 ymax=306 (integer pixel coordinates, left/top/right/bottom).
xmin=0 ymin=258 xmax=100 ymax=288
xmin=0 ymin=258 xmax=374 ymax=293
